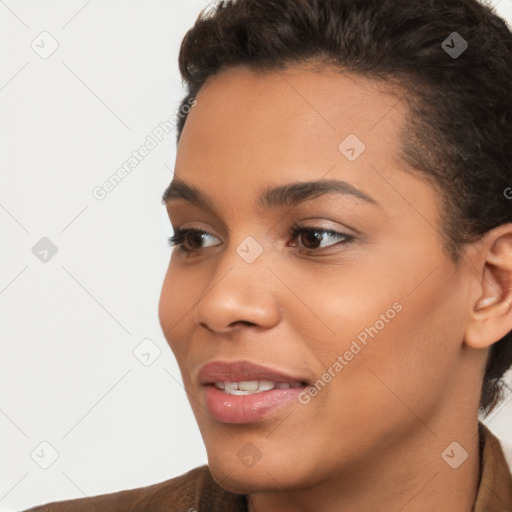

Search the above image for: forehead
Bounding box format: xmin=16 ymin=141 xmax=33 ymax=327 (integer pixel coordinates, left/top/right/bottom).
xmin=173 ymin=64 xmax=436 ymax=222
xmin=177 ymin=65 xmax=408 ymax=170
xmin=183 ymin=64 xmax=406 ymax=130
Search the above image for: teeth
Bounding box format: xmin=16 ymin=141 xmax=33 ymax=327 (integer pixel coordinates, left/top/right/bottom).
xmin=213 ymin=380 xmax=301 ymax=394
xmin=238 ymin=380 xmax=259 ymax=391
xmin=258 ymin=380 xmax=276 ymax=391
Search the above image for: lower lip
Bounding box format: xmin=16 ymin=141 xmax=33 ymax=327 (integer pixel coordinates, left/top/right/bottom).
xmin=204 ymin=385 xmax=305 ymax=424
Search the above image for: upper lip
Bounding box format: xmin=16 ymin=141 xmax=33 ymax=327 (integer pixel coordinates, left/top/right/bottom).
xmin=198 ymin=360 xmax=309 ymax=386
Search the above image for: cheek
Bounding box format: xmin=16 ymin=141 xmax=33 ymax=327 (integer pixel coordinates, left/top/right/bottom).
xmin=287 ymin=252 xmax=465 ymax=415
xmin=278 ymin=258 xmax=404 ymax=355
xmin=158 ymin=259 xmax=199 ymax=358
xmin=158 ymin=265 xmax=175 ymax=337
xmin=340 ymin=285 xmax=463 ymax=432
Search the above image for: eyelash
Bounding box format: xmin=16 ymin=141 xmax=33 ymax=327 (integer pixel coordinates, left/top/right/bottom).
xmin=167 ymin=225 xmax=354 ymax=254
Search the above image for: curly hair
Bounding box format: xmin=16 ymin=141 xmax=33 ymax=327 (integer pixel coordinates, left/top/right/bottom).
xmin=175 ymin=0 xmax=512 ymax=415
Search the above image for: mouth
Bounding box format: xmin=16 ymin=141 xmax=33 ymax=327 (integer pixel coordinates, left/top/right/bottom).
xmin=198 ymin=360 xmax=309 ymax=424
xmin=212 ymin=380 xmax=304 ymax=395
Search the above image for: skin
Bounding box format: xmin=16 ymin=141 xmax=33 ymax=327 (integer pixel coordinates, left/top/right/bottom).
xmin=158 ymin=64 xmax=512 ymax=512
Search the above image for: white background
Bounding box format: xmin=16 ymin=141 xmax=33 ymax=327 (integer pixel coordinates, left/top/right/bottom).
xmin=1 ymin=1 xmax=511 ymax=510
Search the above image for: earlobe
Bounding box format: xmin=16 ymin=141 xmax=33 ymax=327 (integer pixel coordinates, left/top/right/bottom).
xmin=465 ymin=225 xmax=512 ymax=349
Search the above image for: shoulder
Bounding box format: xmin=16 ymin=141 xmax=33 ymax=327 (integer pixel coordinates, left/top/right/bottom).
xmin=23 ymin=465 xmax=246 ymax=512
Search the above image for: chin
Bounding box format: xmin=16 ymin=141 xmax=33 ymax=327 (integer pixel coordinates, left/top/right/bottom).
xmin=208 ymin=460 xmax=291 ymax=494
xmin=206 ymin=446 xmax=313 ymax=495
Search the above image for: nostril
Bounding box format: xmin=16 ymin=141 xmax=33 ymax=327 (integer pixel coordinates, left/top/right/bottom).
xmin=230 ymin=320 xmax=257 ymax=328
xmin=197 ymin=319 xmax=261 ymax=333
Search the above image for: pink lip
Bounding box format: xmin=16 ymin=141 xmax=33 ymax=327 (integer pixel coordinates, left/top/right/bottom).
xmin=198 ymin=360 xmax=307 ymax=386
xmin=198 ymin=360 xmax=308 ymax=424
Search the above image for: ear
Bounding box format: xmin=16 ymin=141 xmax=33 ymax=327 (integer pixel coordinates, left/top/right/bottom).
xmin=465 ymin=224 xmax=512 ymax=349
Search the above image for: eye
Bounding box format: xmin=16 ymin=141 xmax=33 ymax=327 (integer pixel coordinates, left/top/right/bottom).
xmin=288 ymin=224 xmax=354 ymax=250
xmin=168 ymin=228 xmax=221 ymax=253
xmin=167 ymin=225 xmax=354 ymax=254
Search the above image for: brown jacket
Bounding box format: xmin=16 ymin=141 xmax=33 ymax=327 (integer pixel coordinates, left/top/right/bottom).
xmin=24 ymin=425 xmax=512 ymax=512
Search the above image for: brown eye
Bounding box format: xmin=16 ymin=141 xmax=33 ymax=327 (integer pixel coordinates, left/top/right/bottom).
xmin=300 ymin=230 xmax=324 ymax=249
xmin=168 ymin=229 xmax=221 ymax=253
xmin=289 ymin=226 xmax=353 ymax=251
xmin=185 ymin=232 xmax=209 ymax=250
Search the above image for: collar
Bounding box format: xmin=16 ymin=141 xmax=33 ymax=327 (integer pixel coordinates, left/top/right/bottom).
xmin=473 ymin=423 xmax=512 ymax=511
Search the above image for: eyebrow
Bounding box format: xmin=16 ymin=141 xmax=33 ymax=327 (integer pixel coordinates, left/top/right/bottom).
xmin=161 ymin=177 xmax=378 ymax=210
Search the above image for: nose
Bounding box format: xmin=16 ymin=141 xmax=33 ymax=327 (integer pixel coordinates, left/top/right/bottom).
xmin=192 ymin=251 xmax=280 ymax=334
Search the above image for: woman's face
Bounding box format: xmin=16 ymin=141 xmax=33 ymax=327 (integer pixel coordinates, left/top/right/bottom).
xmin=159 ymin=65 xmax=482 ymax=492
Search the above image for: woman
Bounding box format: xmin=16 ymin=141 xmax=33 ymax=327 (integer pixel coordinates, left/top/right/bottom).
xmin=26 ymin=0 xmax=512 ymax=510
